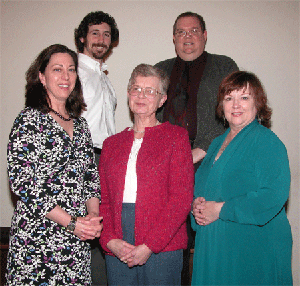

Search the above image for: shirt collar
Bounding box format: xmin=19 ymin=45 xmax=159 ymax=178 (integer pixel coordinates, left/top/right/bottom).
xmin=176 ymin=51 xmax=207 ymax=67
xmin=78 ymin=53 xmax=108 ymax=72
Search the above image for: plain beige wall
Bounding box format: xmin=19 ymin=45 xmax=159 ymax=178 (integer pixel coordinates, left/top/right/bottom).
xmin=1 ymin=0 xmax=299 ymax=284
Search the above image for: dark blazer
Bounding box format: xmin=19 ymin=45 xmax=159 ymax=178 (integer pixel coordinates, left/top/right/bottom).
xmin=155 ymin=53 xmax=238 ymax=152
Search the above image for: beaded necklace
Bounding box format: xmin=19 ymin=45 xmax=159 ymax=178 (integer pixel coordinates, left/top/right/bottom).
xmin=50 ymin=109 xmax=72 ymax=122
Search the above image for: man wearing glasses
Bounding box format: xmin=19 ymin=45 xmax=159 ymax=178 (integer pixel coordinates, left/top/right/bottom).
xmin=74 ymin=10 xmax=119 ymax=286
xmin=155 ymin=11 xmax=238 ymax=285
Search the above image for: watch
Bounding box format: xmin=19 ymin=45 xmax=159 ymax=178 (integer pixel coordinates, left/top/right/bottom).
xmin=66 ymin=216 xmax=77 ymax=233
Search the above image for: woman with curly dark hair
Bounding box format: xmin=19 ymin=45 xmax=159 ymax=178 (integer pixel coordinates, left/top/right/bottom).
xmin=6 ymin=44 xmax=102 ymax=285
xmin=191 ymin=71 xmax=292 ymax=285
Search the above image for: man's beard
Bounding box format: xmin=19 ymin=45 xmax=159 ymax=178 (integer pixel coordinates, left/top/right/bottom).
xmin=90 ymin=43 xmax=110 ymax=60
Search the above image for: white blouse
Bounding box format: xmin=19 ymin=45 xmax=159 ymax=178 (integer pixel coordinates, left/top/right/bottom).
xmin=123 ymin=138 xmax=143 ymax=203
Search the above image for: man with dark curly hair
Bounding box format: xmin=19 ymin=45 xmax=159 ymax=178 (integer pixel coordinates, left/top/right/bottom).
xmin=74 ymin=11 xmax=119 ymax=286
xmin=75 ymin=11 xmax=119 ymax=155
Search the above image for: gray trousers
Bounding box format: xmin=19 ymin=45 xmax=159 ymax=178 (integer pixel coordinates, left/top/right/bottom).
xmin=106 ymin=203 xmax=183 ymax=286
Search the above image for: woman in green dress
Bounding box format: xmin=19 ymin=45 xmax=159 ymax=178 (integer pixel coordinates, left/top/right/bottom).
xmin=191 ymin=71 xmax=292 ymax=285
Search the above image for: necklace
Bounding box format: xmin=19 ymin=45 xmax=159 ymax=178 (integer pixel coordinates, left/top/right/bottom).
xmin=50 ymin=108 xmax=72 ymax=121
xmin=132 ymin=120 xmax=159 ymax=133
xmin=133 ymin=129 xmax=145 ymax=134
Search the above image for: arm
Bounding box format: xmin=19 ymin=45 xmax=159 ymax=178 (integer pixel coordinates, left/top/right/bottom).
xmin=99 ymin=138 xmax=149 ymax=263
xmin=86 ymin=197 xmax=100 ymax=217
xmin=7 ymin=111 xmax=102 ymax=239
xmin=193 ymin=56 xmax=239 ymax=153
xmin=220 ymin=131 xmax=290 ymax=226
xmin=85 ymin=197 xmax=103 ymax=239
xmin=143 ymin=130 xmax=194 ymax=253
xmin=82 ymin=117 xmax=101 ymax=202
xmin=192 ymin=148 xmax=207 ymax=164
xmin=7 ymin=110 xmax=58 ymax=218
xmin=46 ymin=204 xmax=102 ymax=240
xmin=80 ymin=121 xmax=102 ymax=238
xmin=98 ymin=140 xmax=122 ymax=253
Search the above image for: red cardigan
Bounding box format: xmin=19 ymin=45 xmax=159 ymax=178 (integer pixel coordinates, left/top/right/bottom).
xmin=99 ymin=122 xmax=194 ymax=255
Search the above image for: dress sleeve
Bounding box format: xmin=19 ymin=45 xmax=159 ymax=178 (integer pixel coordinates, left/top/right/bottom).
xmin=83 ymin=162 xmax=101 ymax=201
xmin=143 ymin=130 xmax=194 ymax=253
xmin=82 ymin=119 xmax=101 ymax=201
xmin=219 ymin=131 xmax=291 ymax=226
xmin=7 ymin=110 xmax=57 ymax=218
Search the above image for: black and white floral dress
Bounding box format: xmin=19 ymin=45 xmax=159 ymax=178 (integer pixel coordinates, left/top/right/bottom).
xmin=6 ymin=107 xmax=100 ymax=285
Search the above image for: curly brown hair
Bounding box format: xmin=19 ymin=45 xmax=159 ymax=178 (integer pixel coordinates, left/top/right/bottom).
xmin=25 ymin=44 xmax=86 ymax=118
xmin=216 ymin=71 xmax=272 ymax=128
xmin=74 ymin=11 xmax=119 ymax=53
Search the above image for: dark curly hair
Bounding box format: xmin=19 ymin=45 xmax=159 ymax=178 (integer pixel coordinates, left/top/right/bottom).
xmin=74 ymin=11 xmax=119 ymax=53
xmin=25 ymin=44 xmax=86 ymax=118
xmin=216 ymin=71 xmax=272 ymax=128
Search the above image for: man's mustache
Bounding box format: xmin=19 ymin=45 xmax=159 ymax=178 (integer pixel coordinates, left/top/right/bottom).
xmin=92 ymin=43 xmax=109 ymax=49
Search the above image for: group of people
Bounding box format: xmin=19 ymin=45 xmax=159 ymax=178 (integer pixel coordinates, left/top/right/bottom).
xmin=6 ymin=9 xmax=292 ymax=286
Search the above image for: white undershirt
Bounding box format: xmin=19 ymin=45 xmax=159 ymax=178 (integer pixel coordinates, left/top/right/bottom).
xmin=123 ymin=138 xmax=143 ymax=203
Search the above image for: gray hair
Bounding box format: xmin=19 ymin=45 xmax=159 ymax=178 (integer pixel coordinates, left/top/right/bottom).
xmin=127 ymin=64 xmax=169 ymax=95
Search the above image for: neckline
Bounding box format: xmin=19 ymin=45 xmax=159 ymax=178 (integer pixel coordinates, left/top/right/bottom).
xmin=131 ymin=120 xmax=160 ymax=134
xmin=49 ymin=108 xmax=72 ymax=121
xmin=47 ymin=112 xmax=75 ymax=141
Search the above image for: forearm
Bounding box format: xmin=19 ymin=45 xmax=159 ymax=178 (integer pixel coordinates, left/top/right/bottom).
xmin=86 ymin=197 xmax=100 ymax=216
xmin=46 ymin=204 xmax=102 ymax=241
xmin=46 ymin=205 xmax=71 ymax=227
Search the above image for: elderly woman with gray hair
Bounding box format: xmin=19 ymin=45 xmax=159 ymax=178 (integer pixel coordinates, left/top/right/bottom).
xmin=99 ymin=64 xmax=194 ymax=285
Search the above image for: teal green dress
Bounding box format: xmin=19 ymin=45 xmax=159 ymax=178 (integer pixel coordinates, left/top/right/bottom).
xmin=191 ymin=120 xmax=292 ymax=285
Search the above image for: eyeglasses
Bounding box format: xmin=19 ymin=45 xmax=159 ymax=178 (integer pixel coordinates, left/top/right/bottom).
xmin=174 ymin=28 xmax=201 ymax=38
xmin=129 ymin=86 xmax=162 ymax=98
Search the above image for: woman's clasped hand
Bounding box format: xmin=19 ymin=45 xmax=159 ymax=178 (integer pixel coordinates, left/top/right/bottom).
xmin=192 ymin=197 xmax=224 ymax=226
xmin=75 ymin=214 xmax=103 ymax=241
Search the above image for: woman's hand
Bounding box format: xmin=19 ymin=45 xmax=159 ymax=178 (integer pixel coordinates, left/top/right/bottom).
xmin=84 ymin=213 xmax=103 ymax=238
xmin=107 ymin=239 xmax=135 ymax=260
xmin=121 ymin=244 xmax=153 ymax=268
xmin=192 ymin=197 xmax=206 ymax=225
xmin=74 ymin=216 xmax=103 ymax=240
xmin=192 ymin=197 xmax=224 ymax=226
xmin=77 ymin=197 xmax=102 ymax=240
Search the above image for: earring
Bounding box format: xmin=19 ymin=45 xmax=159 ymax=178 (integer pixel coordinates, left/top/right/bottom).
xmin=223 ymin=116 xmax=227 ymax=127
xmin=258 ymin=116 xmax=262 ymax=124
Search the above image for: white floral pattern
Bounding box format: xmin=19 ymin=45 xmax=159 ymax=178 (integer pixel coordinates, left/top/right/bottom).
xmin=6 ymin=107 xmax=100 ymax=285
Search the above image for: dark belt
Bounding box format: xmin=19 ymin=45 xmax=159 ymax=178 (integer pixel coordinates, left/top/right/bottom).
xmin=94 ymin=147 xmax=102 ymax=155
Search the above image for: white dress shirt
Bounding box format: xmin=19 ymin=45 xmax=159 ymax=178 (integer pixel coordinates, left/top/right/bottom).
xmin=78 ymin=53 xmax=117 ymax=149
